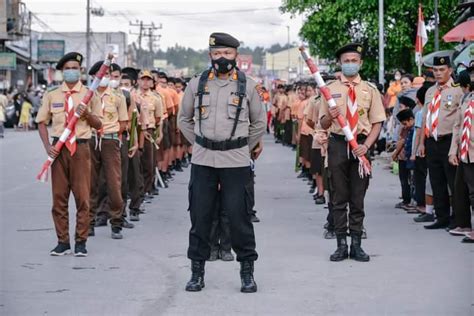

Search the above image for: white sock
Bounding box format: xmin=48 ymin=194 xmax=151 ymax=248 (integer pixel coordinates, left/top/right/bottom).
xmin=426 ymin=204 xmax=434 ymax=215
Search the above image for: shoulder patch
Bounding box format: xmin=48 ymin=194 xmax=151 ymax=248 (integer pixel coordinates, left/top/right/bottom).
xmin=47 ymin=86 xmax=59 ymax=92
xmin=451 ymin=82 xmax=460 ymax=87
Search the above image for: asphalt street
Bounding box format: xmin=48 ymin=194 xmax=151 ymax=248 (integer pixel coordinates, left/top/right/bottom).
xmin=0 ymin=130 xmax=472 ymax=316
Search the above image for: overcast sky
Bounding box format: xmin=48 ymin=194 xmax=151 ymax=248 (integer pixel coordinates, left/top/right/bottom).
xmin=24 ymin=0 xmax=304 ymax=50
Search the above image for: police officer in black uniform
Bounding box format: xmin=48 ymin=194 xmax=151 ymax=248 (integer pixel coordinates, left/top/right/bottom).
xmin=178 ymin=32 xmax=266 ymax=293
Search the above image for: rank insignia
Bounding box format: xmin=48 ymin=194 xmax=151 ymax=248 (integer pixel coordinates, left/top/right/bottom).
xmin=358 ymin=108 xmax=365 ymax=116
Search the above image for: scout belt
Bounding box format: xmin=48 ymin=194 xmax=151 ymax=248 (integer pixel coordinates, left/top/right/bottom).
xmin=52 ymin=137 xmax=88 ymax=145
xmin=195 ymin=135 xmax=248 ymax=151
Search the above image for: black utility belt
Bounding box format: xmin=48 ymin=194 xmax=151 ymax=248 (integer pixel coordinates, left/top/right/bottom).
xmin=330 ymin=133 xmax=367 ymax=142
xmin=195 ymin=135 xmax=248 ymax=151
xmin=427 ymin=134 xmax=452 ymax=141
xmin=52 ymin=137 xmax=88 ymax=145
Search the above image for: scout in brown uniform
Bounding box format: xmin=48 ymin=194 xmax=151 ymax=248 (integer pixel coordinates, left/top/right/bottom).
xmin=137 ymin=70 xmax=163 ymax=196
xmin=419 ymin=56 xmax=464 ymax=229
xmin=36 ymin=52 xmax=102 ymax=256
xmin=87 ymin=61 xmax=129 ymax=239
xmin=308 ymin=94 xmax=326 ymax=204
xmin=319 ymin=43 xmax=386 ymax=262
xmin=272 ymin=85 xmax=286 ymax=143
xmin=448 ymin=68 xmax=474 ymax=240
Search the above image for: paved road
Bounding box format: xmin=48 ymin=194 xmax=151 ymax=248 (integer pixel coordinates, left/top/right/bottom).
xmin=0 ymin=130 xmax=472 ymax=316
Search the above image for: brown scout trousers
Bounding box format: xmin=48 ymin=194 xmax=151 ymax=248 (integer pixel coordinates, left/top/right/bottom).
xmin=141 ymin=129 xmax=155 ymax=194
xmin=51 ymin=141 xmax=91 ymax=243
xmin=89 ymin=137 xmax=123 ymax=229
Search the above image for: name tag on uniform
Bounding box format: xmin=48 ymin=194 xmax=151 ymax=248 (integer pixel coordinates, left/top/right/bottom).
xmin=52 ymin=103 xmax=63 ymax=108
xmin=331 ymin=93 xmax=342 ymax=99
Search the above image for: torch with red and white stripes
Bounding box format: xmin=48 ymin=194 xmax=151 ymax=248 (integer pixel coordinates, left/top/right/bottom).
xmin=36 ymin=53 xmax=114 ymax=182
xmin=299 ymin=47 xmax=371 ymax=177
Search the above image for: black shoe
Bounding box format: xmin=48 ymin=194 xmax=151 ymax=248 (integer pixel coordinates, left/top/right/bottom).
xmin=309 ymin=186 xmax=316 ymax=194
xmin=175 ymin=163 xmax=184 ymax=172
xmin=414 ymin=213 xmax=435 ymax=223
xmin=122 ymin=218 xmax=134 ymax=229
xmin=424 ymin=220 xmax=449 ymax=230
xmin=219 ymin=250 xmax=234 ymax=261
xmin=323 ymin=222 xmax=329 ymax=230
xmin=250 ymin=214 xmax=260 ymax=223
xmin=129 ymin=211 xmax=140 ymax=222
xmin=50 ymin=243 xmax=71 ymax=256
xmin=315 ymin=195 xmax=326 ymax=205
xmin=74 ymin=241 xmax=88 ymax=257
xmin=240 ymin=261 xmax=257 ymax=293
xmin=324 ymin=230 xmax=336 ymax=239
xmin=88 ymin=226 xmax=95 ymax=237
xmin=461 ymin=236 xmax=474 ymax=243
xmin=111 ymin=227 xmax=123 ymax=239
xmin=185 ymin=260 xmax=205 ymax=292
xmin=330 ymin=234 xmax=349 ymax=262
xmin=208 ymin=250 xmax=219 ymax=262
xmin=349 ymin=232 xmax=370 ymax=262
xmin=94 ymin=216 xmax=108 ymax=227
xmin=181 ymin=159 xmax=189 ymax=168
xmin=297 ymin=172 xmax=306 ymax=179
xmin=151 ymin=188 xmax=159 ymax=196
xmin=136 ymin=208 xmax=146 ymax=214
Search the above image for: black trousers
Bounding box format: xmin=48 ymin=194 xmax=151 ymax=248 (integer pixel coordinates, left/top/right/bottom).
xmin=328 ymin=136 xmax=369 ymax=235
xmin=426 ymin=137 xmax=456 ymax=223
xmin=284 ymin=120 xmax=292 ymax=145
xmin=453 ymin=162 xmax=474 ymax=228
xmin=187 ymin=164 xmax=257 ymax=262
xmin=414 ymin=157 xmax=427 ymax=207
xmin=210 ymin=192 xmax=232 ymax=252
xmin=324 ymin=167 xmax=335 ymax=231
xmin=398 ymin=160 xmax=412 ymax=204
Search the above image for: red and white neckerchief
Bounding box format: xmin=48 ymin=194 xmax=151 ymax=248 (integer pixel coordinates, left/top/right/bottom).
xmin=346 ymin=83 xmax=359 ymax=142
xmin=425 ymin=85 xmax=445 ymax=140
xmin=460 ymin=98 xmax=473 ymax=163
xmin=64 ymin=90 xmax=77 ymax=156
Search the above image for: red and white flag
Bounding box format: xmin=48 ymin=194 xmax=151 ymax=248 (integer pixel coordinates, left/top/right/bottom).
xmin=415 ymin=4 xmax=428 ymax=66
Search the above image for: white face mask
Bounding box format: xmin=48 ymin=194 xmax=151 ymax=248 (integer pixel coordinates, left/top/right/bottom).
xmin=395 ymin=74 xmax=401 ymax=81
xmin=99 ymin=77 xmax=110 ymax=87
xmin=109 ymin=79 xmax=120 ymax=89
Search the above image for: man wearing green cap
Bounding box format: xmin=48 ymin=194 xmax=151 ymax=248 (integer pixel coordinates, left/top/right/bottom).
xmin=178 ymin=32 xmax=266 ymax=293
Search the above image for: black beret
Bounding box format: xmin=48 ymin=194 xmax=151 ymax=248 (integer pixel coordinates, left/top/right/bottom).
xmin=209 ymin=32 xmax=240 ymax=49
xmin=396 ymin=108 xmax=414 ymax=122
xmin=335 ymin=43 xmax=364 ymax=59
xmin=110 ymin=63 xmax=121 ymax=73
xmin=398 ymin=96 xmax=416 ymax=109
xmin=457 ymin=69 xmax=471 ymax=88
xmin=433 ymin=56 xmax=451 ymax=66
xmin=56 ymin=52 xmax=83 ymax=70
xmin=88 ymin=61 xmax=102 ymax=75
xmin=122 ymin=67 xmax=138 ymax=81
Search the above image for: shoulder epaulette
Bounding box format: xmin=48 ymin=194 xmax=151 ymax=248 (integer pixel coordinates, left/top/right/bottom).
xmin=326 ymin=80 xmax=336 ymax=86
xmin=47 ymin=86 xmax=59 ymax=92
xmin=366 ymin=81 xmax=377 ymax=90
xmin=451 ymin=82 xmax=460 ymax=87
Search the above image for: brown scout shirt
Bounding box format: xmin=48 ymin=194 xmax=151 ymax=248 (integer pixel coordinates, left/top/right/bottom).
xmin=98 ymin=87 xmax=128 ymax=134
xmin=139 ymin=89 xmax=163 ymax=130
xmin=319 ymin=74 xmax=386 ymax=136
xmin=449 ymin=92 xmax=474 ymax=162
xmin=424 ymin=78 xmax=464 ymax=138
xmin=36 ymin=81 xmax=101 ymax=139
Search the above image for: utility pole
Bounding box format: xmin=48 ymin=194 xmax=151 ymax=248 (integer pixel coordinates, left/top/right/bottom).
xmin=86 ymin=0 xmax=91 ymax=85
xmin=130 ymin=20 xmax=144 ymax=67
xmin=378 ymin=0 xmax=384 ymax=85
xmin=287 ymin=25 xmax=290 ymax=82
xmin=434 ymin=0 xmax=439 ymax=51
xmin=28 ymin=10 xmax=34 ymax=88
xmin=130 ymin=21 xmax=160 ymax=68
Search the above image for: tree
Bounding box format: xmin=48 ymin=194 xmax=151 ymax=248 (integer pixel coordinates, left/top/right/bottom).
xmin=281 ymin=0 xmax=459 ymax=80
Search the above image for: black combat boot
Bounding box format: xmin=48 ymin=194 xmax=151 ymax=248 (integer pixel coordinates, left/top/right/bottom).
xmin=349 ymin=232 xmax=370 ymax=262
xmin=185 ymin=260 xmax=205 ymax=292
xmin=240 ymin=261 xmax=257 ymax=293
xmin=330 ymin=234 xmax=349 ymax=262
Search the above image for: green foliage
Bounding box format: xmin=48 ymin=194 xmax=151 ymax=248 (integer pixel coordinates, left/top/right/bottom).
xmin=281 ymin=0 xmax=459 ymax=80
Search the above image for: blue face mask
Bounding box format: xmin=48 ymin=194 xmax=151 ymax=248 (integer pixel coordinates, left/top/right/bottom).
xmin=63 ymin=69 xmax=81 ymax=83
xmin=341 ymin=63 xmax=361 ymax=77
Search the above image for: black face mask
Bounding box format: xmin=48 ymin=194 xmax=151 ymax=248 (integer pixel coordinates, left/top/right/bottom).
xmin=212 ymin=57 xmax=236 ymax=74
